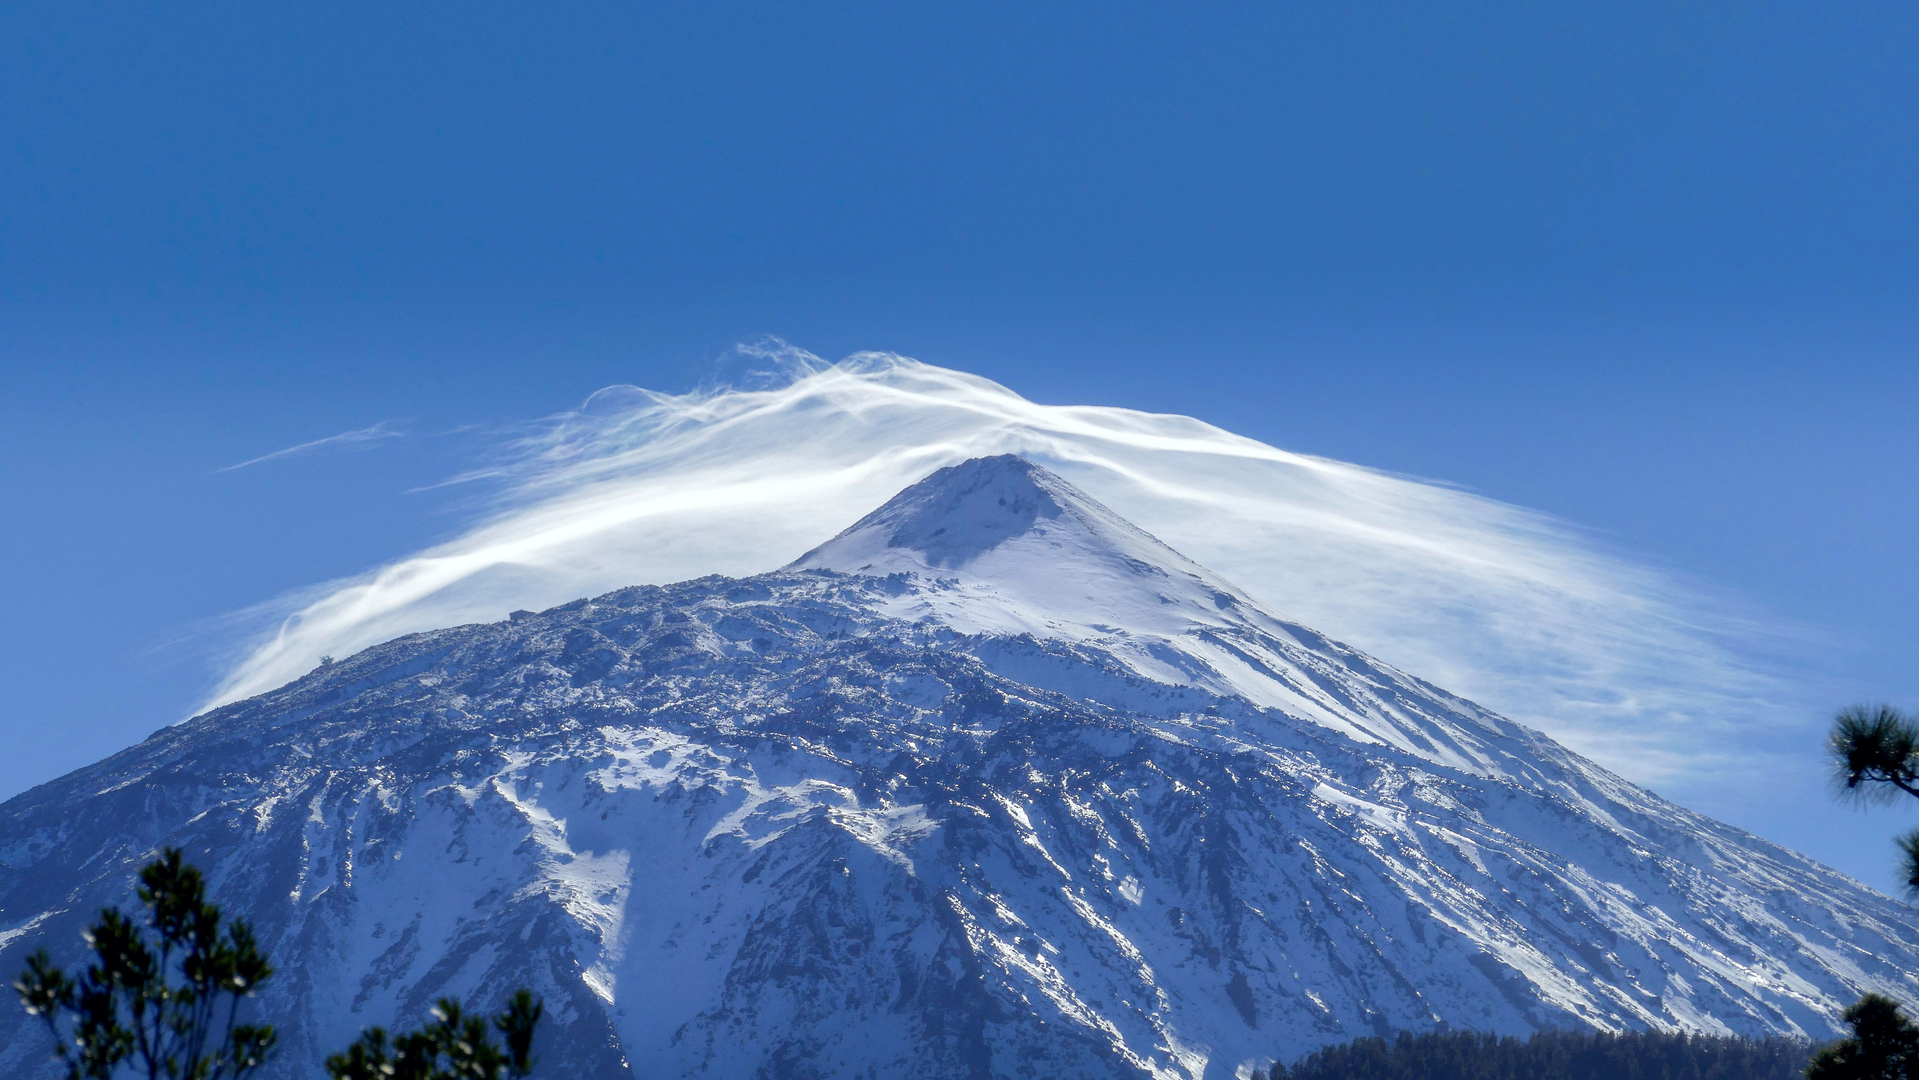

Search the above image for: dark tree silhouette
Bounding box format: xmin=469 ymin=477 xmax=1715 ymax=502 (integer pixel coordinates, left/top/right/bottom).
xmin=1257 ymin=1028 xmax=1814 ymax=1080
xmin=324 ymin=990 xmax=543 ymax=1080
xmin=1807 ymin=994 xmax=1919 ymax=1080
xmin=1828 ymin=704 xmax=1919 ymax=891
xmin=1819 ymin=704 xmax=1919 ymax=1080
xmin=14 ymin=846 xmax=546 ymax=1079
xmin=11 ymin=848 xmax=276 ymax=1080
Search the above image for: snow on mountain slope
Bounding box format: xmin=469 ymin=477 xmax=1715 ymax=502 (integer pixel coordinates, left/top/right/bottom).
xmin=795 ymin=455 xmax=1550 ymax=778
xmin=1 ymin=458 xmax=1915 ymax=1080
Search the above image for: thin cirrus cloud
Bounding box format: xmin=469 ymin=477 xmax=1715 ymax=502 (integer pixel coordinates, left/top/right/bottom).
xmin=204 ymin=342 xmax=1806 ymax=802
xmin=217 ymin=421 xmax=405 ymax=472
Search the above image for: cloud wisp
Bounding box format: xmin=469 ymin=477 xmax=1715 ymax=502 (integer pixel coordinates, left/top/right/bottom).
xmin=218 ymin=421 xmax=405 ymax=472
xmin=204 ymin=344 xmax=1805 ymax=800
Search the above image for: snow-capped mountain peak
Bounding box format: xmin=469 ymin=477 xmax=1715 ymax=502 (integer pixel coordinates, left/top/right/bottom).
xmin=803 ymin=457 xmax=1529 ymax=772
xmin=790 ymin=454 xmax=1266 ymax=640
xmin=794 ymin=454 xmax=1079 ymax=571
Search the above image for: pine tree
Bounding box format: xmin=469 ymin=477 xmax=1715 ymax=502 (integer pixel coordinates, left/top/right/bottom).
xmin=324 ymin=990 xmax=543 ymax=1080
xmin=1807 ymin=994 xmax=1919 ymax=1080
xmin=11 ymin=848 xmax=277 ymax=1080
xmin=1828 ymin=704 xmax=1919 ymax=891
xmin=1268 ymin=1028 xmax=1813 ymax=1080
xmin=14 ymin=848 xmax=545 ymax=1080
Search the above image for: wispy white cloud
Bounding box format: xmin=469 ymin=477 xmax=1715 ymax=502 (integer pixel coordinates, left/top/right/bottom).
xmin=217 ymin=421 xmax=404 ymax=472
xmin=202 ymin=341 xmax=1811 ymax=805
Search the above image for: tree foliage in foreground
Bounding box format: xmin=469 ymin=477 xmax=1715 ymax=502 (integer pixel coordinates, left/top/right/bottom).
xmin=11 ymin=848 xmax=276 ymax=1080
xmin=1806 ymin=994 xmax=1919 ymax=1080
xmin=14 ymin=848 xmax=544 ymax=1080
xmin=324 ymin=990 xmax=543 ymax=1080
xmin=1256 ymin=1028 xmax=1816 ymax=1080
xmin=1828 ymin=704 xmax=1919 ymax=891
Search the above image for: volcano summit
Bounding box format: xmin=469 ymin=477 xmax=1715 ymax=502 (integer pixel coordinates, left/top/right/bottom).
xmin=2 ymin=456 xmax=1914 ymax=1080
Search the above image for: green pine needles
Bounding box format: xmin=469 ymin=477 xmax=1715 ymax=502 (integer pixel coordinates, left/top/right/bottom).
xmin=11 ymin=848 xmax=277 ymax=1080
xmin=1829 ymin=704 xmax=1919 ymax=891
xmin=1807 ymin=994 xmax=1919 ymax=1080
xmin=323 ymin=990 xmax=543 ymax=1080
xmin=14 ymin=848 xmax=544 ymax=1080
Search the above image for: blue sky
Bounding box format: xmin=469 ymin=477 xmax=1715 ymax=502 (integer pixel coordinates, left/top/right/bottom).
xmin=4 ymin=4 xmax=1918 ymax=884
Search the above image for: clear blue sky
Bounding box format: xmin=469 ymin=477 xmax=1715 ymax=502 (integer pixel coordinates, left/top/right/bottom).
xmin=4 ymin=4 xmax=1917 ymax=882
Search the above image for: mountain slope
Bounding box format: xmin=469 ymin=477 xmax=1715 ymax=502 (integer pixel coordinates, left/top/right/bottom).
xmin=1 ymin=458 xmax=1914 ymax=1080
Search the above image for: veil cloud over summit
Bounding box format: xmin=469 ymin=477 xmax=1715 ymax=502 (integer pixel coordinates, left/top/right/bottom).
xmin=207 ymin=347 xmax=1791 ymax=809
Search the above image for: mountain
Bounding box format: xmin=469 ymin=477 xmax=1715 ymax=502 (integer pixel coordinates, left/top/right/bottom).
xmin=2 ymin=455 xmax=1915 ymax=1080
